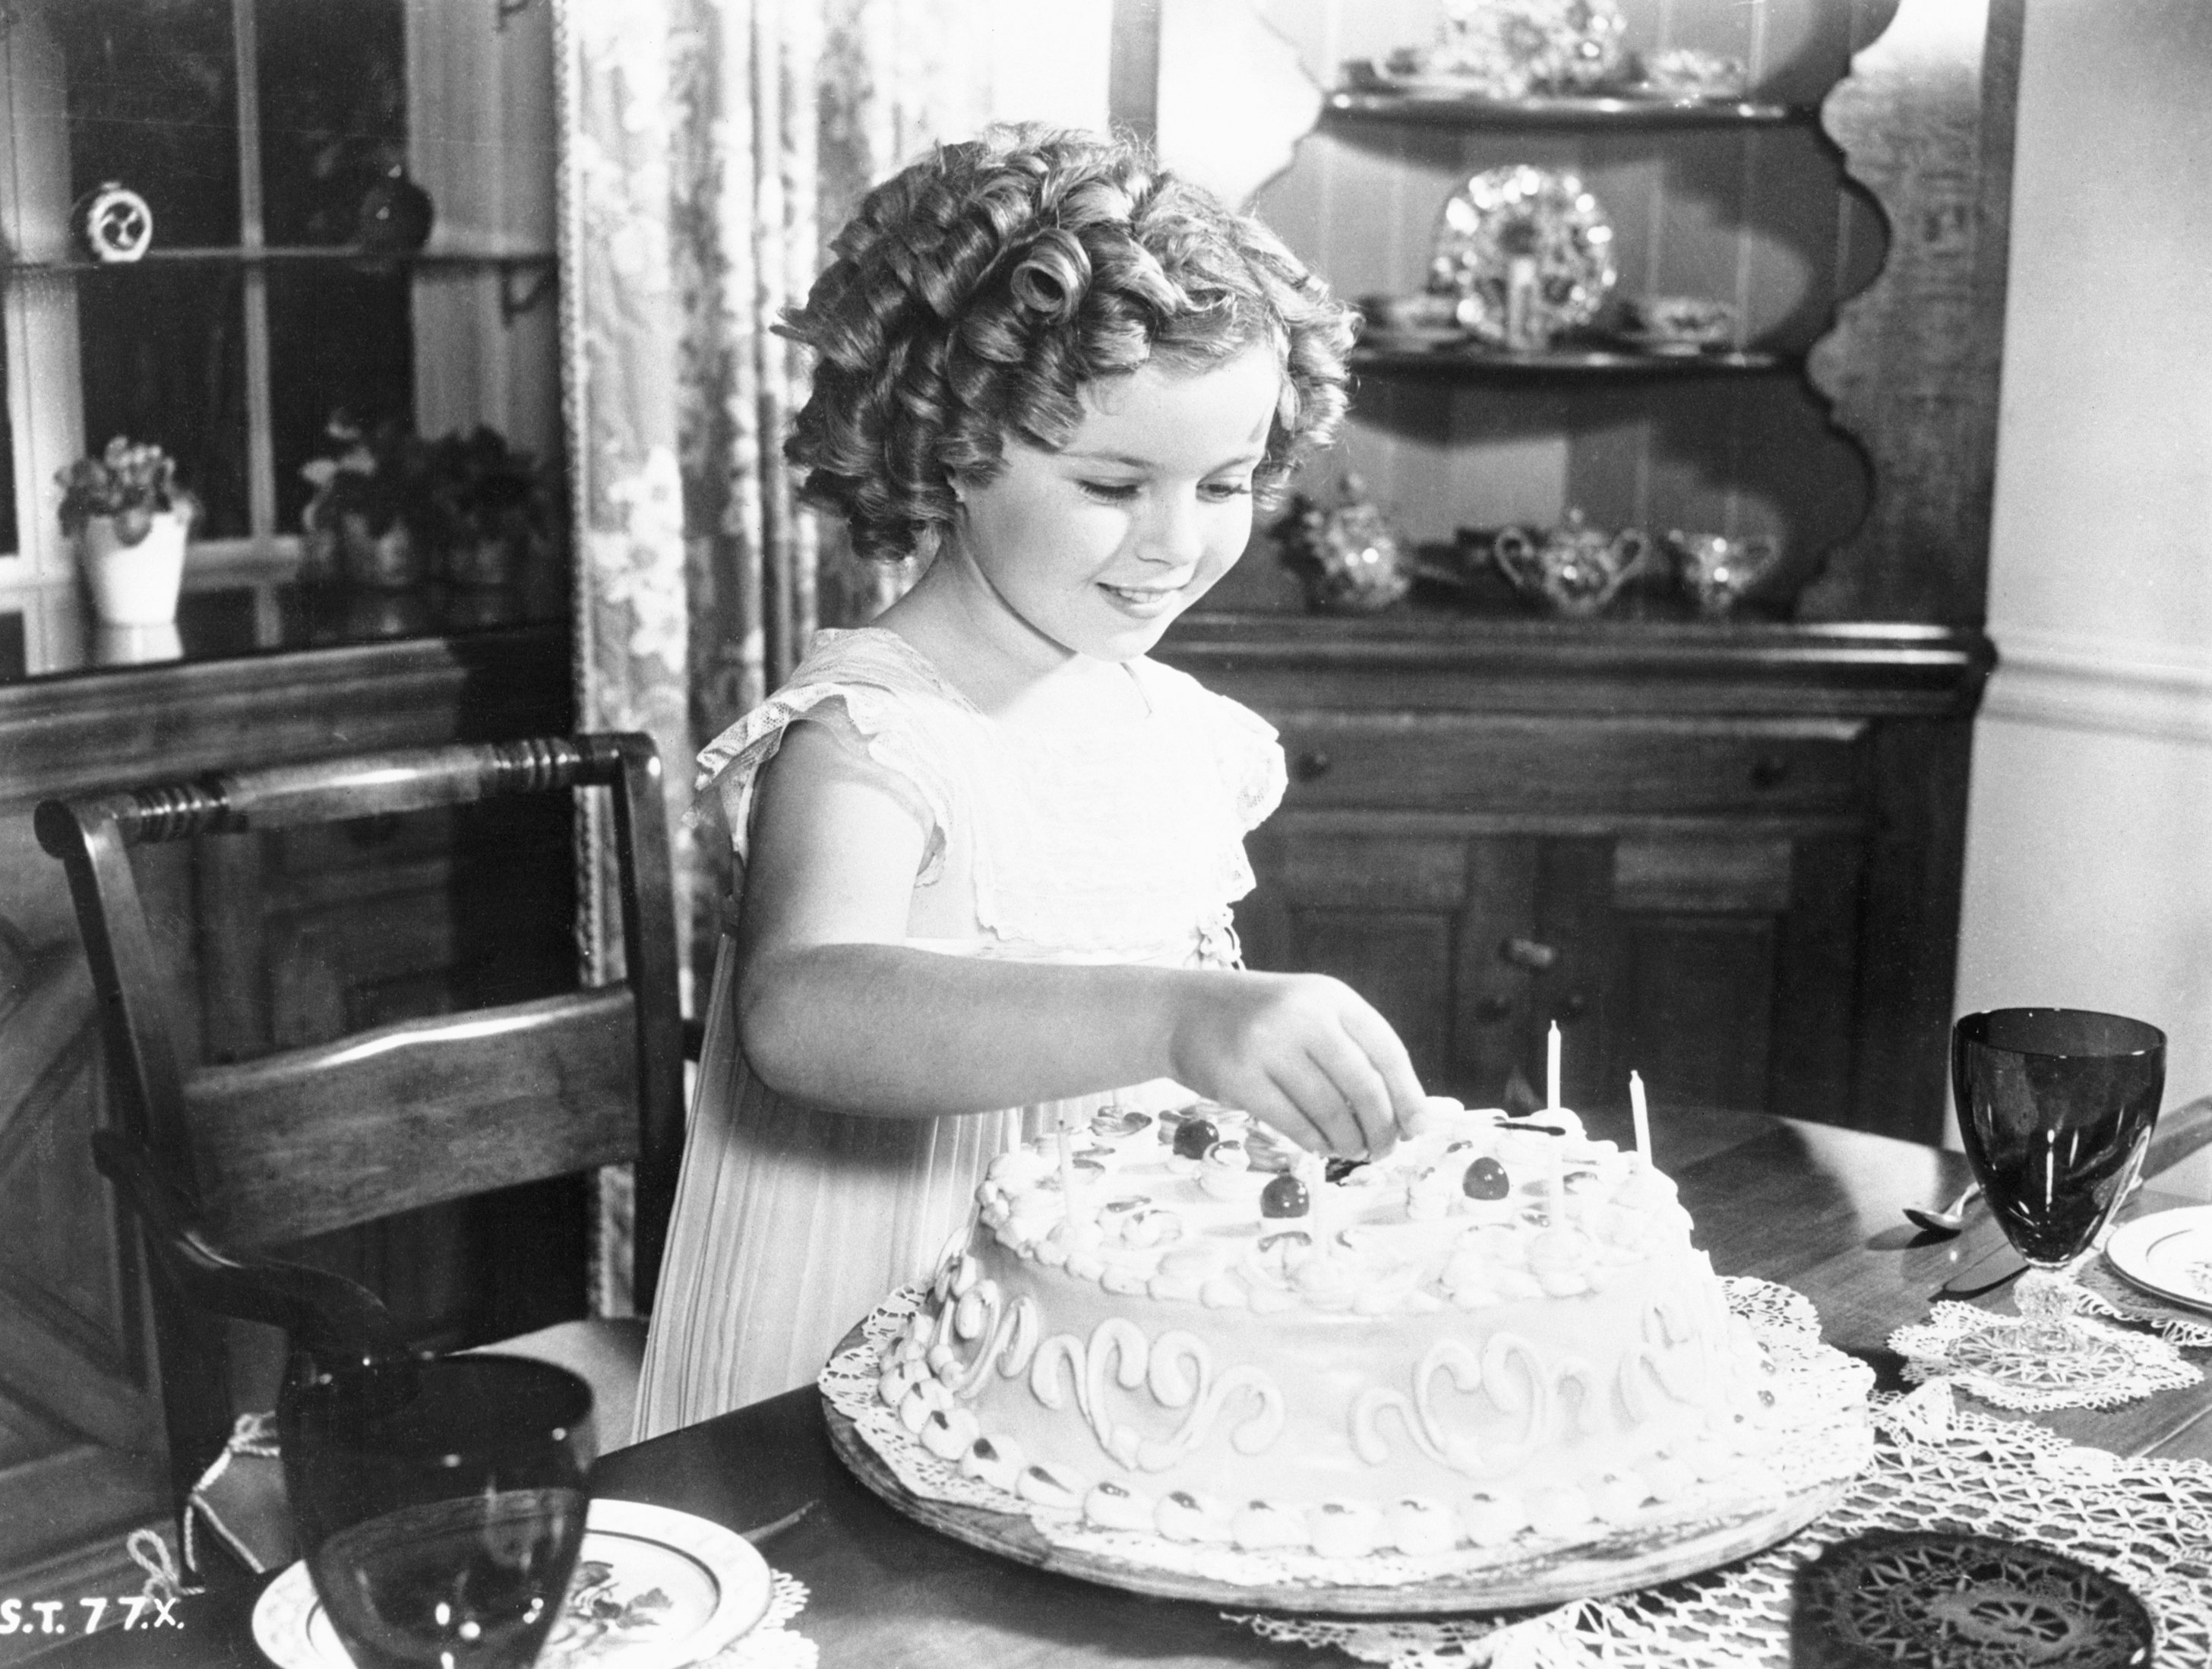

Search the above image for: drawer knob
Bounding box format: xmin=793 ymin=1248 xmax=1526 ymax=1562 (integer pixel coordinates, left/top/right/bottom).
xmin=1499 ymin=937 xmax=1559 ymax=972
xmin=1293 ymin=749 xmax=1332 ymax=782
xmin=1749 ymin=755 xmax=1791 ymax=789
xmin=1559 ymin=991 xmax=1590 ymax=1021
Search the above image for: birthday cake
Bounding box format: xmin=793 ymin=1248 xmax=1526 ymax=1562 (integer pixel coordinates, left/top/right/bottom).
xmin=871 ymin=1099 xmax=1779 ymax=1558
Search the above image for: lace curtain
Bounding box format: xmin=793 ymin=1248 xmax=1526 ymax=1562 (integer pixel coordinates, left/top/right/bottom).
xmin=554 ymin=0 xmax=984 ymax=1310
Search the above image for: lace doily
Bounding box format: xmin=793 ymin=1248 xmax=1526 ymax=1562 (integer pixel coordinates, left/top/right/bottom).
xmin=2072 ymin=1257 xmax=2212 ymax=1349
xmin=698 ymin=1570 xmax=816 ymax=1669
xmin=1230 ymin=1381 xmax=2212 ymax=1668
xmin=820 ymin=1277 xmax=1872 ymax=1599
xmin=1890 ymin=1279 xmax=2202 ymax=1411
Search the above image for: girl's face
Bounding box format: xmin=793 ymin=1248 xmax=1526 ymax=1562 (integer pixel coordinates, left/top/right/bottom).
xmin=949 ymin=341 xmax=1283 ymax=664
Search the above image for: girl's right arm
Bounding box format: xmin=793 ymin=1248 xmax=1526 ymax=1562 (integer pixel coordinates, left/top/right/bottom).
xmin=732 ymin=721 xmax=1427 ymax=1155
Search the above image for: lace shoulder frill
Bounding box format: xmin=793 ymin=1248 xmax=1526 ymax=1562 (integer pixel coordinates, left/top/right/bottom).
xmin=1145 ymin=660 xmax=1288 ymax=833
xmin=691 ymin=630 xmax=958 ymax=882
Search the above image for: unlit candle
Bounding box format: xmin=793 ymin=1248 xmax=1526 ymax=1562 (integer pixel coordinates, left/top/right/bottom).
xmin=1547 ymin=1021 xmax=1562 ymax=1112
xmin=1058 ymin=1113 xmax=1085 ymax=1234
xmin=1630 ymin=1070 xmax=1652 ymax=1165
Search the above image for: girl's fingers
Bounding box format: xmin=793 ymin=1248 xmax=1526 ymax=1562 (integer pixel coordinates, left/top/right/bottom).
xmin=1267 ymin=1057 xmax=1367 ymax=1155
xmin=1306 ymin=1032 xmax=1400 ymax=1158
xmin=1338 ymin=1001 xmax=1428 ymax=1137
xmin=1237 ymin=1079 xmax=1336 ymax=1155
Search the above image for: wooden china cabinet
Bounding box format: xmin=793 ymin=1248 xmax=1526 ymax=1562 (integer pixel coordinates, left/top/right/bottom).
xmin=1156 ymin=0 xmax=2018 ymax=1146
xmin=1164 ymin=614 xmax=1986 ymax=1141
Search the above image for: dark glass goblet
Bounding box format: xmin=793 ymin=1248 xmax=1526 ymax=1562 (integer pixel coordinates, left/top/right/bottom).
xmin=1952 ymin=1007 xmax=2165 ymax=1351
xmin=279 ymin=1353 xmax=594 ymax=1669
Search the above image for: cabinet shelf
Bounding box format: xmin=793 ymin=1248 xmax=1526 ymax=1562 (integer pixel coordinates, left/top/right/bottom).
xmin=1322 ymin=85 xmax=1809 ymax=129
xmin=1350 ymin=343 xmax=1790 ymax=380
xmin=2 ymin=245 xmax=555 ymax=279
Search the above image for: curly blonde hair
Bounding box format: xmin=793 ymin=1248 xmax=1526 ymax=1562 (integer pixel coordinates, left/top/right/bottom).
xmin=782 ymin=125 xmax=1357 ymax=564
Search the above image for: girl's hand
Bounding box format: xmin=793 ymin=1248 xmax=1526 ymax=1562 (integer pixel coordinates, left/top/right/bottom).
xmin=1168 ymin=972 xmax=1428 ymax=1157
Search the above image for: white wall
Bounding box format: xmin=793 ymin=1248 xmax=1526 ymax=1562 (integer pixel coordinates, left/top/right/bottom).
xmin=1957 ymin=0 xmax=2212 ymax=1111
xmin=977 ymin=0 xmax=1113 ymax=131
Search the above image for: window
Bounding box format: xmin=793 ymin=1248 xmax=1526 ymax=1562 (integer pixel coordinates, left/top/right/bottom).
xmin=0 ymin=0 xmax=558 ymax=615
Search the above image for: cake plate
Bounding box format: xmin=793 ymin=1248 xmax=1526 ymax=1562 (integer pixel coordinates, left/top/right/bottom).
xmin=820 ymin=1279 xmax=1873 ymax=1616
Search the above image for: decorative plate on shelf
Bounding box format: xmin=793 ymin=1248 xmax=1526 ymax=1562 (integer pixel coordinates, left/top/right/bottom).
xmin=2105 ymin=1206 xmax=2212 ymax=1313
xmin=1430 ymin=167 xmax=1616 ymax=347
xmin=1427 ymin=0 xmax=1629 ymax=97
xmin=251 ymin=1499 xmax=773 ymax=1669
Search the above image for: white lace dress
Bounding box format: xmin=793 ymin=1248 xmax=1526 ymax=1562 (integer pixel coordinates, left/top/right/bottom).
xmin=631 ymin=627 xmax=1286 ymax=1438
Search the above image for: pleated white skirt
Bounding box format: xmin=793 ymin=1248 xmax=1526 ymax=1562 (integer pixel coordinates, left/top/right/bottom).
xmin=631 ymin=934 xmax=1175 ymax=1440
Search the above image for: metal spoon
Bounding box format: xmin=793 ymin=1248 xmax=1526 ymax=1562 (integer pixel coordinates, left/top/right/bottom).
xmin=740 ymin=1500 xmax=816 ymax=1545
xmin=1904 ymin=1181 xmax=1982 ymax=1237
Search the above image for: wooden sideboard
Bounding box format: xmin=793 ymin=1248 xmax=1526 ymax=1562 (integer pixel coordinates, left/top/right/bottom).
xmin=1162 ymin=612 xmax=1992 ymax=1146
xmin=0 ymin=623 xmax=572 ymax=1598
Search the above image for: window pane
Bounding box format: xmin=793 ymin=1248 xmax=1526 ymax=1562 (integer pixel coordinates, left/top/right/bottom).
xmin=259 ymin=0 xmax=412 ymax=530
xmin=60 ymin=0 xmax=241 ymax=250
xmin=258 ymin=0 xmax=407 ymax=248
xmin=78 ymin=267 xmax=253 ymax=538
xmin=62 ymin=0 xmax=247 ymax=535
xmin=267 ymin=267 xmax=413 ymax=532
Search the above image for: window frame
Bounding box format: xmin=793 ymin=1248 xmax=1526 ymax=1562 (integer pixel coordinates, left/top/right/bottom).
xmin=0 ymin=0 xmax=560 ymax=624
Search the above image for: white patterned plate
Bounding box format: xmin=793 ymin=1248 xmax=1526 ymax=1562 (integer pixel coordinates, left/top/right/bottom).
xmin=251 ymin=1498 xmax=772 ymax=1669
xmin=2106 ymin=1206 xmax=2212 ymax=1313
xmin=1429 ymin=166 xmax=1616 ymax=346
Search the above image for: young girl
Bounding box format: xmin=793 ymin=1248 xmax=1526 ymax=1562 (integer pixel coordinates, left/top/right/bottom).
xmin=634 ymin=126 xmax=1430 ymax=1437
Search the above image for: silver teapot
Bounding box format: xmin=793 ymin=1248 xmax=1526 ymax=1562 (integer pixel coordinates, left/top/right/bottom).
xmin=1490 ymin=509 xmax=1651 ymax=618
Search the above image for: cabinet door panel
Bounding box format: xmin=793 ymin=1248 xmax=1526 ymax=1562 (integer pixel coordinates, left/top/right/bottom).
xmin=0 ymin=805 xmax=166 ymax=1576
xmin=1240 ymin=831 xmax=1465 ymax=1085
xmin=1533 ymin=838 xmax=1620 ymax=1111
xmin=1243 ymin=817 xmax=1869 ymax=1128
xmin=1288 ymin=910 xmax=1458 ymax=1083
xmin=1613 ymin=915 xmax=1780 ymax=1112
xmin=1448 ymin=836 xmax=1542 ymax=1105
xmin=1768 ymin=833 xmax=1865 ymax=1126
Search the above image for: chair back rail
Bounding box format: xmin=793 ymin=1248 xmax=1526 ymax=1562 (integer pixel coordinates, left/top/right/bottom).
xmin=186 ymin=990 xmax=642 ymax=1249
xmin=66 ymin=735 xmax=625 ymax=844
xmin=33 ymin=732 xmax=685 ymax=1531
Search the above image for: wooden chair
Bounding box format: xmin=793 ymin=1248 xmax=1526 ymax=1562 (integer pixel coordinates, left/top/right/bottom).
xmin=36 ymin=733 xmax=684 ymax=1570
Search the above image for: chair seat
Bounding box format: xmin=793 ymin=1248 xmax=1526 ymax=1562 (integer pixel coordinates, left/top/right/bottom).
xmin=480 ymin=1315 xmax=648 ymax=1456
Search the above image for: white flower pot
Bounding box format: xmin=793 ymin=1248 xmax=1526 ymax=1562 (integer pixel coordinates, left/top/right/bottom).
xmin=79 ymin=510 xmax=188 ymax=626
xmin=91 ymin=622 xmax=185 ymax=665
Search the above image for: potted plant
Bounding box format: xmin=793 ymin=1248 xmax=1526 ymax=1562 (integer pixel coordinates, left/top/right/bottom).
xmin=422 ymin=426 xmax=558 ymax=589
xmin=56 ymin=437 xmax=201 ymax=626
xmin=299 ymin=413 xmax=432 ymax=589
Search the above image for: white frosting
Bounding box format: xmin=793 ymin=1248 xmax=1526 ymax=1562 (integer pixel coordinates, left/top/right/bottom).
xmin=883 ymin=1100 xmax=1765 ymax=1554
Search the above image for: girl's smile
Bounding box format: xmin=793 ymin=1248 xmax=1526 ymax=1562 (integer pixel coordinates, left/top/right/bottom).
xmin=923 ymin=342 xmax=1287 ymax=670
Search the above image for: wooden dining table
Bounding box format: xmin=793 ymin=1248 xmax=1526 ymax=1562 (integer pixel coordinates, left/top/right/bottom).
xmin=46 ymin=1098 xmax=2212 ymax=1667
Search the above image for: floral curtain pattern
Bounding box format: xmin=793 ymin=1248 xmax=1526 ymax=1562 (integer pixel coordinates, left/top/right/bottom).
xmin=555 ymin=0 xmax=978 ymax=1310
